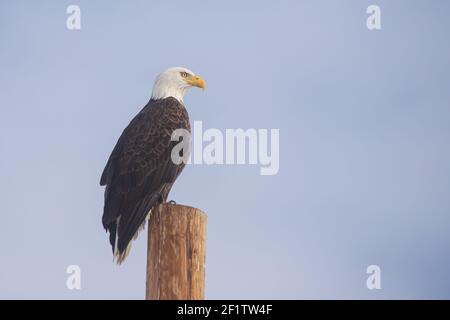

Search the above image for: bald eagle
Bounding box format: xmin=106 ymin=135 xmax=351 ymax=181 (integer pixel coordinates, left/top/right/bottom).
xmin=100 ymin=67 xmax=205 ymax=263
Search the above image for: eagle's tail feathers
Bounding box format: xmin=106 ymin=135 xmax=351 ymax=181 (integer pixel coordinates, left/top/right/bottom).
xmin=113 ymin=206 xmax=156 ymax=265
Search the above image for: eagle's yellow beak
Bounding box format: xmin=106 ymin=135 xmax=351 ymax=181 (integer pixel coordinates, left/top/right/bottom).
xmin=186 ymin=75 xmax=206 ymax=90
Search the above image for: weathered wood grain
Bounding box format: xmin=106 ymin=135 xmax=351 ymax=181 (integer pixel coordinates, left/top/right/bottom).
xmin=146 ymin=203 xmax=207 ymax=300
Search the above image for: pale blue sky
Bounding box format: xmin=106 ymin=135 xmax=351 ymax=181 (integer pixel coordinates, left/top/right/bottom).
xmin=1 ymin=0 xmax=450 ymax=299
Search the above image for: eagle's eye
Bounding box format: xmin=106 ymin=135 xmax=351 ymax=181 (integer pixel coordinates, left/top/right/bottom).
xmin=180 ymin=71 xmax=189 ymax=78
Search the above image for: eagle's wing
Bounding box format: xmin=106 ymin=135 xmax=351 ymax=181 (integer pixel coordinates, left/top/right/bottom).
xmin=100 ymin=97 xmax=190 ymax=260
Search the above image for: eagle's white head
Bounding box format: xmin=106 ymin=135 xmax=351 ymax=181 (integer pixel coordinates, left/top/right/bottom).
xmin=151 ymin=67 xmax=206 ymax=102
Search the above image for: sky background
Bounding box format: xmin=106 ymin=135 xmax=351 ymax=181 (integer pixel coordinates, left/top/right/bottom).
xmin=1 ymin=0 xmax=450 ymax=299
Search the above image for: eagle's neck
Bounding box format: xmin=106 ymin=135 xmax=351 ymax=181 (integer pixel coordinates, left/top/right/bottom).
xmin=151 ymin=83 xmax=187 ymax=103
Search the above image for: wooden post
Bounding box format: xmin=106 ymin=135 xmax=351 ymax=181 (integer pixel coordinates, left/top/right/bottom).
xmin=145 ymin=203 xmax=207 ymax=300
